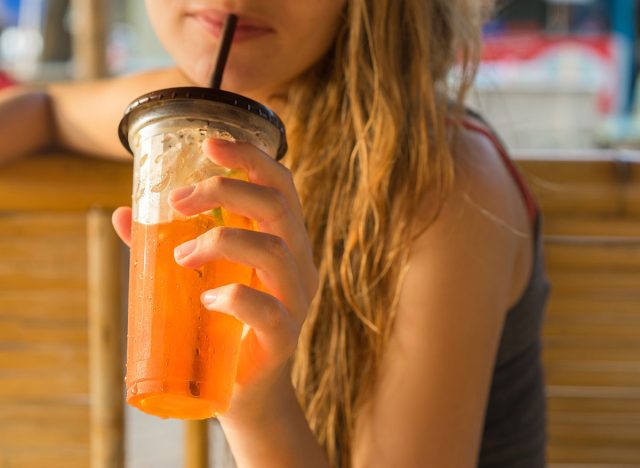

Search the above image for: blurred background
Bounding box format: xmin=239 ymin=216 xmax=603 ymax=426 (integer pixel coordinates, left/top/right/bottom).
xmin=0 ymin=1 xmax=638 ymax=468
xmin=0 ymin=0 xmax=639 ymax=151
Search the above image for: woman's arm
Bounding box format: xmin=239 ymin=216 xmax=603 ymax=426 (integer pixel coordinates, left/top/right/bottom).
xmin=0 ymin=67 xmax=191 ymax=163
xmin=0 ymin=86 xmax=53 ymax=163
xmin=48 ymin=67 xmax=191 ymax=159
xmin=219 ymin=370 xmax=329 ymax=468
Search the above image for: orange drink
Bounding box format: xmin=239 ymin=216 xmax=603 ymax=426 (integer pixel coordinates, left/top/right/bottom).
xmin=118 ymin=87 xmax=287 ymax=419
xmin=126 ymin=210 xmax=253 ymax=419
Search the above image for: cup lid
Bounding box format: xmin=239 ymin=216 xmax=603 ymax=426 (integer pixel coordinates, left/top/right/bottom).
xmin=118 ymin=86 xmax=288 ymax=160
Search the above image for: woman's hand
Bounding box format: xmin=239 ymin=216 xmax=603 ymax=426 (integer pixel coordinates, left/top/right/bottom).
xmin=112 ymin=137 xmax=318 ymax=423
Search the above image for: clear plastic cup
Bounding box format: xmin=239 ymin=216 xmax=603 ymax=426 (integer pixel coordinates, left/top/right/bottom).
xmin=118 ymin=87 xmax=287 ymax=419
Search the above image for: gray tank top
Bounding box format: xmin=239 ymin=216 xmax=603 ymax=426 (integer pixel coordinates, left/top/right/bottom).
xmin=463 ymin=116 xmax=550 ymax=467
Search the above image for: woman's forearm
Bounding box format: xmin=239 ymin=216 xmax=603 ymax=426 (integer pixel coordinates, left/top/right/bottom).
xmin=219 ymin=380 xmax=330 ymax=468
xmin=0 ymin=86 xmax=54 ymax=163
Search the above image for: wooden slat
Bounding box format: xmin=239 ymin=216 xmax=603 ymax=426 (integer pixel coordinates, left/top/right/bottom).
xmin=0 ymin=154 xmax=131 ymax=212
xmin=0 ymin=291 xmax=86 ymax=322
xmin=547 ymin=444 xmax=640 ymax=465
xmin=542 ymin=217 xmax=640 ymax=237
xmin=544 ymin=271 xmax=640 ymax=295
xmin=516 ymin=155 xmax=640 ymax=216
xmin=3 ymin=449 xmax=89 ymax=468
xmin=0 ymin=211 xmax=90 ymax=466
xmin=545 ymin=243 xmax=640 ymax=270
xmin=0 ymin=318 xmax=86 ymax=346
xmin=544 ymin=319 xmax=640 ymax=339
xmin=0 ymin=406 xmax=88 ymax=449
xmin=185 ymin=420 xmax=209 ymax=468
xmin=544 ymin=296 xmax=640 ymax=318
xmin=87 ymin=209 xmax=125 ymax=468
xmin=0 ymin=370 xmax=88 ymax=400
xmin=543 ymin=340 xmax=640 ymax=364
xmin=548 ymin=465 xmax=640 ymax=468
xmin=548 ymin=396 xmax=640 ymax=413
xmin=517 ymin=153 xmax=640 ymax=467
xmin=0 ymin=346 xmax=86 ymax=371
xmin=0 ymin=402 xmax=89 ymax=464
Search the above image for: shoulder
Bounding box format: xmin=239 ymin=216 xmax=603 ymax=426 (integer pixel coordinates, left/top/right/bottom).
xmin=407 ymin=121 xmax=532 ymax=299
xmin=405 ymin=120 xmax=533 ymax=310
xmin=351 ymin=122 xmax=534 ymax=467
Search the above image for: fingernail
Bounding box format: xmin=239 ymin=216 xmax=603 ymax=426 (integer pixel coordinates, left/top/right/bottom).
xmin=211 ymin=137 xmax=233 ymax=146
xmin=170 ymin=185 xmax=195 ymax=202
xmin=201 ymin=290 xmax=218 ymax=307
xmin=174 ymin=239 xmax=197 ymax=262
xmin=202 ymin=138 xmax=233 ymax=154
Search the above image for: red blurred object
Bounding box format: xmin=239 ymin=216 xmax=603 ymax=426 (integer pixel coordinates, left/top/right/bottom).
xmin=0 ymin=71 xmax=16 ymax=89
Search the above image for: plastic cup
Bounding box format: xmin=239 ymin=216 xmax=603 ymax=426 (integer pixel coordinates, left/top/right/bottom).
xmin=118 ymin=87 xmax=287 ymax=419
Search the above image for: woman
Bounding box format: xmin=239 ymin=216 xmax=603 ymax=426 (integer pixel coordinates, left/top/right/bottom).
xmin=0 ymin=1 xmax=548 ymax=466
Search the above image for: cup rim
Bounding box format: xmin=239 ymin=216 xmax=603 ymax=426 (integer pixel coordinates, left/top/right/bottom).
xmin=118 ymin=86 xmax=288 ymax=160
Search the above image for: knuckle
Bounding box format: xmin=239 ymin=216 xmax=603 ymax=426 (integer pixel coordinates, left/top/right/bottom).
xmin=205 ymin=226 xmax=228 ymax=249
xmin=202 ymin=175 xmax=224 ymax=193
xmin=283 ymin=320 xmax=300 ymax=353
xmin=227 ymin=283 xmax=250 ymax=306
xmin=264 ymin=300 xmax=284 ymax=329
xmin=264 ymin=234 xmax=289 ymax=260
xmin=264 ymin=188 xmax=288 ymax=223
xmin=278 ymin=164 xmax=294 ymax=185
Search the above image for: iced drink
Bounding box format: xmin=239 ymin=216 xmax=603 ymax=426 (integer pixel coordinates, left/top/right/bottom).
xmin=119 ymin=88 xmax=287 ymax=419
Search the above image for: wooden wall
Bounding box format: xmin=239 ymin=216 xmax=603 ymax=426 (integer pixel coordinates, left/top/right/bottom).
xmin=0 ymin=151 xmax=638 ymax=467
xmin=0 ymin=154 xmax=130 ymax=467
xmin=518 ymin=151 xmax=640 ymax=467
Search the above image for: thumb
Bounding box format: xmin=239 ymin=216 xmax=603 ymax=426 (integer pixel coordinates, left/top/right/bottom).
xmin=111 ymin=206 xmax=132 ymax=247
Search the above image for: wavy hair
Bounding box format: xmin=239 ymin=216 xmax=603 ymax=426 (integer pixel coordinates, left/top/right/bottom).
xmin=283 ymin=1 xmax=491 ymax=465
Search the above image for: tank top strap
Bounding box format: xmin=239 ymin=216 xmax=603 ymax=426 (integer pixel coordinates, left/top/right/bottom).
xmin=451 ymin=113 xmax=539 ymax=226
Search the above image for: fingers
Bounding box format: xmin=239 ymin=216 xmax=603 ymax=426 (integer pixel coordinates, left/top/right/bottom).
xmin=111 ymin=206 xmax=132 ymax=247
xmin=203 ymin=139 xmax=303 ymax=219
xmin=174 ymin=227 xmax=306 ymax=318
xmin=169 ymin=175 xmax=316 ymax=287
xmin=172 ymin=137 xmax=319 ymax=300
xmin=201 ymin=284 xmax=299 ymax=358
xmin=170 ymin=176 xmax=293 ymax=230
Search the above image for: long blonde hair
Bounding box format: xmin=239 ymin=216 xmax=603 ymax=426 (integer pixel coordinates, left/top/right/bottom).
xmin=284 ymin=1 xmax=490 ymax=465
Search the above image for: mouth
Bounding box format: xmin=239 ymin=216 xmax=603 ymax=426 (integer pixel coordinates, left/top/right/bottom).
xmin=188 ymin=9 xmax=274 ymax=42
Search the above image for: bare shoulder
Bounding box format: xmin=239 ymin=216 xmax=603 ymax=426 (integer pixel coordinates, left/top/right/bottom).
xmin=449 ymin=123 xmax=534 ymax=307
xmin=48 ymin=67 xmax=192 ymax=159
xmin=399 ymin=122 xmax=533 ymax=328
xmin=352 ymin=122 xmax=535 ymax=467
xmin=409 ymin=122 xmax=534 ymax=310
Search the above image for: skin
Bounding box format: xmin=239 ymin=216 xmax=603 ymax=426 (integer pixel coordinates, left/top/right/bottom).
xmin=1 ymin=1 xmax=534 ymax=466
xmin=143 ymin=0 xmax=346 ymax=103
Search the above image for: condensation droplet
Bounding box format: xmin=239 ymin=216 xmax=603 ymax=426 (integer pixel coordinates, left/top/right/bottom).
xmin=151 ymin=172 xmax=171 ymax=193
xmin=134 ymin=183 xmax=145 ymax=203
xmin=162 ymin=132 xmax=179 ymax=147
xmin=211 ymin=129 xmax=236 ymax=142
xmin=133 ymin=133 xmax=141 ymax=150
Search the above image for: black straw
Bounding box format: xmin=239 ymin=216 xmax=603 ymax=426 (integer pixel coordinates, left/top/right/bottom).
xmin=210 ymin=14 xmax=238 ymax=89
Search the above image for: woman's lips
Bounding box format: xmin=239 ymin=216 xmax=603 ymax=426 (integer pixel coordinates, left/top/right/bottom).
xmin=189 ymin=11 xmax=274 ymax=42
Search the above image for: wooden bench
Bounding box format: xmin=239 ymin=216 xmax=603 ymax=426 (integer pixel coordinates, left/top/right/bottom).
xmin=518 ymin=150 xmax=640 ymax=467
xmin=0 ymin=151 xmax=638 ymax=467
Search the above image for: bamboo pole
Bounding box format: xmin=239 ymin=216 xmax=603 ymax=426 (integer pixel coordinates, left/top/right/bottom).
xmin=71 ymin=0 xmax=108 ymax=79
xmin=185 ymin=420 xmax=209 ymax=468
xmin=87 ymin=209 xmax=125 ymax=468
